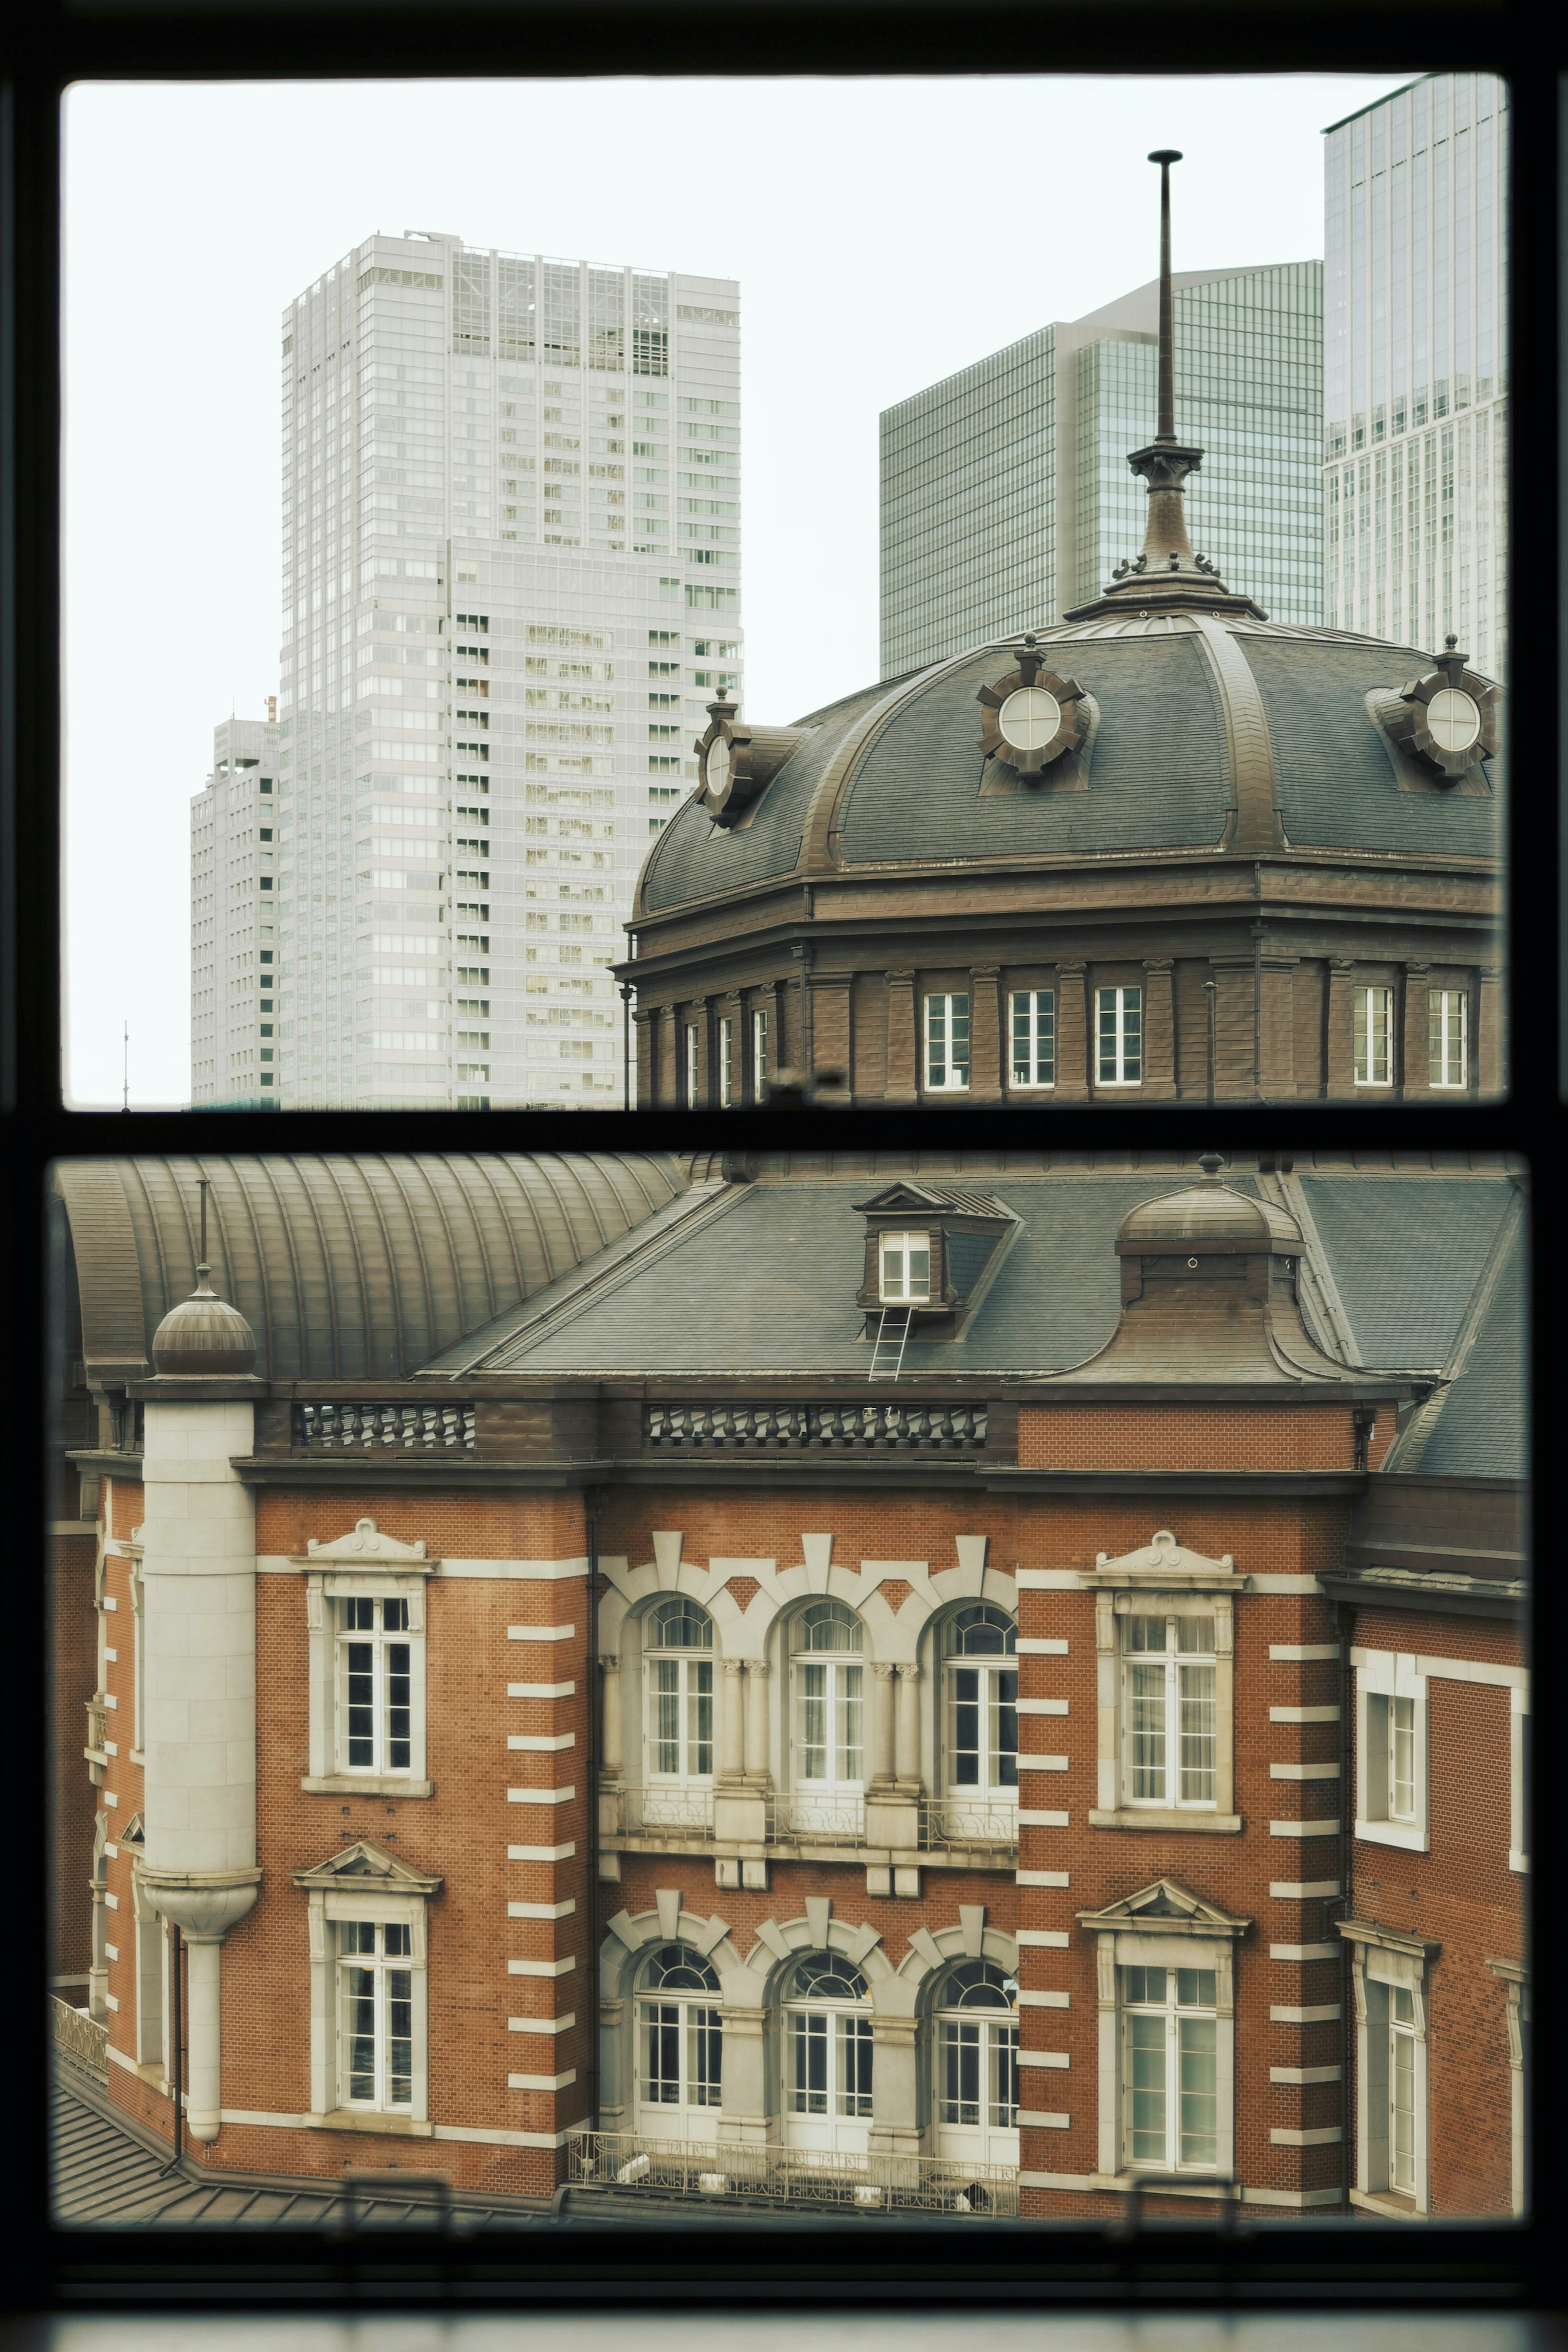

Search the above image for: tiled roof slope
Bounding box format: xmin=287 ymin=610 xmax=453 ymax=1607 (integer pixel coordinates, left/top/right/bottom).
xmin=1243 ymin=635 xmax=1502 ymax=858
xmin=1390 ymin=1210 xmax=1527 ymax=1480
xmin=465 ymin=1166 xmax=1518 ymax=1383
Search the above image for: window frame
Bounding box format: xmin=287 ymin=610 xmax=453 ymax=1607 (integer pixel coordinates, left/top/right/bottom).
xmin=633 ymin=1942 xmax=723 ymax=2136
xmin=1428 ymin=985 xmax=1468 ymax=1089
xmin=1352 ymin=1649 xmax=1429 ymax=1851
xmin=1120 ymin=1961 xmax=1221 ymax=2175
xmin=1090 ymin=1928 xmax=1236 ymax=2185
xmin=788 ymin=1603 xmax=865 ymax=1835
xmin=338 ymin=1917 xmax=417 ymax=2114
xmin=304 ymin=1568 xmax=431 ymax=1797
xmin=1096 ymin=984 xmax=1143 ymax=1087
xmin=303 ymin=1879 xmax=433 ymax=2129
xmin=751 ymin=1005 xmax=768 ymax=1100
xmin=1344 ymin=1928 xmax=1434 ymax=2216
xmin=1008 ymin=987 xmax=1056 ymax=1090
xmin=782 ymin=1954 xmax=874 ymax=2134
xmin=683 ymin=1019 xmax=700 ymax=1109
xmin=1120 ymin=1609 xmax=1220 ymax=1814
xmin=940 ymin=1604 xmax=1019 ymax=1811
xmin=1089 ymin=1580 xmax=1239 ymax=1833
xmin=878 ymin=1227 xmax=933 ymax=1304
xmin=924 ymin=991 xmax=970 ymax=1092
xmin=1353 ymin=982 xmax=1395 ymax=1087
xmin=717 ymin=1011 xmax=734 ymax=1107
xmin=931 ymin=1960 xmax=1019 ymax=2165
xmin=643 ymin=1597 xmax=715 ymax=1789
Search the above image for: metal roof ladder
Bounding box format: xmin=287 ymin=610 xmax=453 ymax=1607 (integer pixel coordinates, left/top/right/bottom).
xmin=869 ymin=1305 xmax=912 ymax=1381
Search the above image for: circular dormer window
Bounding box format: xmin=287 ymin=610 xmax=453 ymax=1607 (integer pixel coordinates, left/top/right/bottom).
xmin=1425 ymin=687 xmax=1482 ymax=755
xmin=997 ymin=685 xmax=1062 ymax=751
xmin=703 ymin=732 xmax=733 ymax=800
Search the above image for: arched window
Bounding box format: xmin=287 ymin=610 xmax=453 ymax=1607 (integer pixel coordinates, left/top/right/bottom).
xmin=633 ymin=1942 xmax=722 ymax=2142
xmin=789 ymin=1603 xmax=864 ymax=1835
xmin=931 ymin=1959 xmax=1018 ymax=2169
xmin=642 ymin=1598 xmax=714 ymax=1824
xmin=940 ymin=1605 xmax=1017 ymax=1828
xmin=782 ymin=1951 xmax=873 ymax=2155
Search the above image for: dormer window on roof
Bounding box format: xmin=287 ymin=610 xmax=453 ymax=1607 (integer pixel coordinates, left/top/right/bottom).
xmin=853 ymin=1183 xmax=1020 ymax=1356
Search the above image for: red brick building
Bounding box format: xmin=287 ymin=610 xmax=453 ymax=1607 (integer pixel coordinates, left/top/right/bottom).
xmin=50 ymin=1147 xmax=1525 ymax=2220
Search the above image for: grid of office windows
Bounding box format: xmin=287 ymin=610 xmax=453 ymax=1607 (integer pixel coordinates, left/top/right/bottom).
xmin=1074 ymin=266 xmax=1323 ymax=623
xmin=880 ymin=330 xmax=1058 ymax=678
xmin=1323 ymin=72 xmax=1507 ymax=674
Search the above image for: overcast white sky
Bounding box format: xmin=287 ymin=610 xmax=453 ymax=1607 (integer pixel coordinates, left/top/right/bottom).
xmin=62 ymin=71 xmax=1415 ymax=1108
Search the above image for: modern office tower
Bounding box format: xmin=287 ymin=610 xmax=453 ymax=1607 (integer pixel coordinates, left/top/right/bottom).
xmin=880 ymin=263 xmax=1323 ymax=676
xmin=1322 ymin=71 xmax=1507 ymax=676
xmin=189 ymin=710 xmax=282 ymax=1106
xmin=274 ymin=234 xmax=742 ymax=1108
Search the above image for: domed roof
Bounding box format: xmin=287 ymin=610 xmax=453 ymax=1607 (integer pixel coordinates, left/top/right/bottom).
xmin=633 ymin=613 xmax=1503 ymax=924
xmin=1116 ymin=1162 xmax=1301 ymax=1256
xmin=633 ymin=154 xmax=1499 ymax=938
xmin=151 ymin=1273 xmax=257 ymax=1377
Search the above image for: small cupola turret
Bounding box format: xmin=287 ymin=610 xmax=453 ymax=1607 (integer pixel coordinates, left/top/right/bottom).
xmin=149 ymin=1177 xmax=256 ymax=1378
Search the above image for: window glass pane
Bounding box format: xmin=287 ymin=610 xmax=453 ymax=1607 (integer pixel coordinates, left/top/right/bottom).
xmin=949 ymin=1665 xmax=980 ymax=1786
xmin=838 ymin=1662 xmax=863 ymax=1781
xmin=1178 ymin=2014 xmax=1217 ymax=2165
xmin=345 ymin=1639 xmax=374 ymax=1767
xmin=840 ymin=2013 xmax=875 ymax=2115
xmin=646 ymin=2000 xmax=681 ymax=2100
xmin=386 ymin=1968 xmax=413 ymax=2105
xmin=383 ymin=1597 xmax=409 ymax=1633
xmin=1176 ymin=1616 xmax=1215 ymax=1654
xmin=1126 ymin=1965 xmax=1165 ymax=2005
xmin=387 ymin=1640 xmax=411 ymax=1769
xmin=1390 ymin=1692 xmax=1416 ymax=1817
xmin=1129 ymin=1660 xmax=1166 ymax=1800
xmin=1129 ymin=2012 xmax=1167 ymax=2162
xmin=800 ymin=1661 xmax=827 ymax=1778
xmin=992 ymin=1668 xmax=1018 ymax=1788
xmin=1120 ymin=984 xmax=1142 ymax=1081
xmin=654 ymin=1656 xmax=681 ymax=1772
xmin=1179 ymin=1659 xmax=1216 ymax=1802
xmin=1126 ymin=1616 xmax=1167 ymax=1652
xmin=688 ymin=1657 xmax=713 ymax=1776
xmin=344 ymin=1964 xmax=376 ymax=2100
xmin=991 ymin=2022 xmax=1019 ymax=2126
xmin=1176 ymin=1968 xmax=1216 ymax=2008
xmin=689 ymin=2005 xmax=723 ymax=2105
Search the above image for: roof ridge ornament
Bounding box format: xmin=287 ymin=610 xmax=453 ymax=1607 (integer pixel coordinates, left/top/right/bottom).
xmin=1062 ymin=152 xmax=1267 ymax=625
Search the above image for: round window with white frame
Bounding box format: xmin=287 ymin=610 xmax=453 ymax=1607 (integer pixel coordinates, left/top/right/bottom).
xmin=642 ymin=1596 xmax=714 ymax=1830
xmin=633 ymin=1942 xmax=722 ymax=2143
xmin=996 ymin=684 xmax=1062 ymax=752
xmin=932 ymin=1958 xmax=1019 ymax=2169
xmin=788 ymin=1601 xmax=864 ymax=1837
xmin=783 ymin=1951 xmax=874 ymax=2155
xmin=937 ymin=1604 xmax=1018 ymax=1840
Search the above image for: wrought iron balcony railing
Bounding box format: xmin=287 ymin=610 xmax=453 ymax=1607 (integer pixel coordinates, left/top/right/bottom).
xmin=644 ymin=1402 xmax=988 ymax=1451
xmin=602 ymin=1784 xmax=717 ymax=1836
xmin=601 ymin=1785 xmax=1018 ymax=1861
xmin=296 ymin=1402 xmax=477 ymax=1453
xmin=51 ymin=1993 xmax=108 ymax=2078
xmin=567 ymin=2128 xmax=1018 ymax=2216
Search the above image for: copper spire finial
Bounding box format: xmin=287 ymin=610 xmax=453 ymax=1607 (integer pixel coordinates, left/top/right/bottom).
xmin=1149 ymin=149 xmax=1182 ymax=444
xmin=1063 ymin=150 xmax=1267 ymax=623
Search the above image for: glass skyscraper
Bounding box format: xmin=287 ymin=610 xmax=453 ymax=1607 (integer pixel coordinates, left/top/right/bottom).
xmin=198 ymin=234 xmax=742 ymax=1111
xmin=880 ymin=262 xmax=1323 ymax=677
xmin=1321 ymin=71 xmax=1506 ymax=677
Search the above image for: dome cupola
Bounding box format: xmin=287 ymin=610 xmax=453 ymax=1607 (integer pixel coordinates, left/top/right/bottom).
xmin=150 ymin=1178 xmax=256 ymax=1378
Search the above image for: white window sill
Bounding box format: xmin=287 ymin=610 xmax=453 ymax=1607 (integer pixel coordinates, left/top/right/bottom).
xmin=1089 ymin=1809 xmax=1241 ymax=1834
xmin=1008 ymin=1083 xmax=1056 ymax=1092
xmin=1095 ymin=1081 xmax=1143 ymax=1090
xmin=1509 ymin=1849 xmax=1529 ymax=1874
xmin=1350 ymin=2186 xmax=1422 ymax=2220
xmin=1353 ymin=1815 xmax=1428 ymax=1852
xmin=302 ymin=1775 xmax=434 ymax=1798
xmin=310 ymin=2108 xmax=433 ymax=2137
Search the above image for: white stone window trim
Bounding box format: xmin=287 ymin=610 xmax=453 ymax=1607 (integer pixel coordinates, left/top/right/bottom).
xmin=1509 ymin=1682 xmax=1529 ymax=1876
xmin=1351 ymin=1647 xmax=1528 ymax=1863
xmin=298 ymin=1522 xmax=437 ymax=1798
xmin=1340 ymin=1917 xmax=1439 ymax=2218
xmin=295 ymin=1842 xmax=441 ymax=2135
xmin=1350 ymin=1648 xmax=1428 ymax=1852
xmin=1077 ymin=1884 xmax=1247 ymax=2189
xmin=1082 ymin=1535 xmax=1242 ymax=1835
xmin=1486 ymin=1955 xmax=1528 ymax=2216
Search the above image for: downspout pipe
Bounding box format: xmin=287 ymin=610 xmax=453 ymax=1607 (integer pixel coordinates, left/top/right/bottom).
xmin=583 ymin=1485 xmax=606 ymax=2159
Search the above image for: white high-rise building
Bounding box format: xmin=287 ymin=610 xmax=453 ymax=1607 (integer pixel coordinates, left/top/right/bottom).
xmin=1322 ymin=71 xmax=1507 ymax=675
xmin=270 ymin=234 xmax=742 ymax=1107
xmin=189 ymin=710 xmax=282 ymax=1106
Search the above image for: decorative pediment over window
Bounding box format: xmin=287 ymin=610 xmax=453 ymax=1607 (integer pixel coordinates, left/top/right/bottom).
xmin=852 ymin=1184 xmax=1019 ymax=1326
xmin=1076 ymin=1879 xmax=1250 ymax=1940
xmin=294 ymin=1517 xmax=439 ymax=1572
xmin=291 ymin=1841 xmax=443 ymax=1898
xmin=1082 ymin=1529 xmax=1241 ymax=1589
